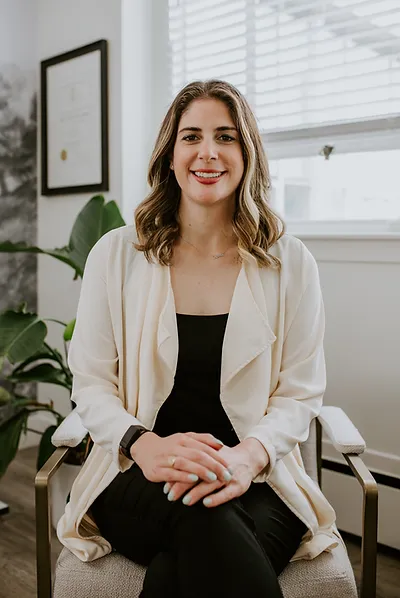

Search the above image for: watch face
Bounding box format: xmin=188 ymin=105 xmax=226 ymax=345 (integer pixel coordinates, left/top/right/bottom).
xmin=120 ymin=426 xmax=148 ymax=459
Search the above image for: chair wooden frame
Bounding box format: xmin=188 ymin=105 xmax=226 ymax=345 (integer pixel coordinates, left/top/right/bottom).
xmin=35 ymin=417 xmax=378 ymax=598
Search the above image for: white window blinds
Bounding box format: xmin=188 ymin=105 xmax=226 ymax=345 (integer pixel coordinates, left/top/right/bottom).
xmin=168 ymin=0 xmax=400 ymax=132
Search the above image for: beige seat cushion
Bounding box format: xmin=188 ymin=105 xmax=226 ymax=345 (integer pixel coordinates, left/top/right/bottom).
xmin=54 ymin=542 xmax=357 ymax=598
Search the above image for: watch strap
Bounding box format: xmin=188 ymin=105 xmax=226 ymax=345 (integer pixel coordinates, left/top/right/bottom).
xmin=119 ymin=425 xmax=149 ymax=460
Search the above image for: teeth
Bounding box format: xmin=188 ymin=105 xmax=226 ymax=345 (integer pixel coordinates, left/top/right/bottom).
xmin=194 ymin=171 xmax=222 ymax=178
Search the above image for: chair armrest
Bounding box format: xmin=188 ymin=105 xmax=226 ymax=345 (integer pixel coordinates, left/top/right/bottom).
xmin=35 ymin=447 xmax=71 ymax=598
xmin=51 ymin=409 xmax=88 ymax=447
xmin=318 ymin=406 xmax=366 ymax=454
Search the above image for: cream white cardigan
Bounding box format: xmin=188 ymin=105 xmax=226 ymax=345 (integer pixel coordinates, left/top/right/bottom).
xmin=57 ymin=225 xmax=339 ymax=562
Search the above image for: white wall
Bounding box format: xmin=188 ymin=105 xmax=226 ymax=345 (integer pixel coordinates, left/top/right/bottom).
xmin=34 ymin=0 xmax=123 ymax=433
xmin=300 ymin=235 xmax=400 ymax=550
xmin=29 ymin=0 xmax=165 ymax=441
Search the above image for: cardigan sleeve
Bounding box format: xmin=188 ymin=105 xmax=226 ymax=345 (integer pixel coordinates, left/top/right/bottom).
xmin=245 ymin=245 xmax=326 ymax=477
xmin=67 ymin=231 xmax=142 ymax=472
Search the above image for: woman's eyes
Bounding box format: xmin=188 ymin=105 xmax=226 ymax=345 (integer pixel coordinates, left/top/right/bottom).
xmin=219 ymin=134 xmax=236 ymax=142
xmin=181 ymin=134 xmax=236 ymax=142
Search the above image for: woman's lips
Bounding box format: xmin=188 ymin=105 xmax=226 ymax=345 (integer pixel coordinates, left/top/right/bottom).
xmin=190 ymin=171 xmax=226 ymax=185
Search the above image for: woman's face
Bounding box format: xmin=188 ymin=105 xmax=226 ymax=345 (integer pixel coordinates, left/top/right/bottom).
xmin=172 ymin=98 xmax=244 ymax=209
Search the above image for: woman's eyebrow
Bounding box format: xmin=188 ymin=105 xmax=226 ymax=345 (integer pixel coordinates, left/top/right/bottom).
xmin=178 ymin=126 xmax=238 ymax=134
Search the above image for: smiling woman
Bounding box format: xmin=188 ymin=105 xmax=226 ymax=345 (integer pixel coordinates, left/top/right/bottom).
xmin=56 ymin=80 xmax=339 ymax=598
xmin=134 ymin=79 xmax=284 ymax=269
xmin=172 ymin=99 xmax=244 ymax=208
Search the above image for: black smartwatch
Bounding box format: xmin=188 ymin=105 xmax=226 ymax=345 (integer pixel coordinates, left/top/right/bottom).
xmin=119 ymin=425 xmax=150 ymax=460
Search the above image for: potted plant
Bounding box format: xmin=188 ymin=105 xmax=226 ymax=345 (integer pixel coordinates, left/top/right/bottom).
xmin=0 ymin=194 xmax=125 ymax=524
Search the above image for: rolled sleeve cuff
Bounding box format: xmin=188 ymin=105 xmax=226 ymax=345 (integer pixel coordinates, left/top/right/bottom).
xmin=244 ymin=427 xmax=277 ymax=481
xmin=109 ymin=411 xmax=143 ymax=472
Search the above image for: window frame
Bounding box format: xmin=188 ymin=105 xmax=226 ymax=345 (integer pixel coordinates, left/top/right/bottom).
xmin=263 ymin=113 xmax=400 ymax=236
xmin=164 ymin=0 xmax=400 ymax=237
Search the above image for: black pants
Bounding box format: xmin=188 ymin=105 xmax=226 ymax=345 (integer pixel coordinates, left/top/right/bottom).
xmin=91 ymin=464 xmax=307 ymax=598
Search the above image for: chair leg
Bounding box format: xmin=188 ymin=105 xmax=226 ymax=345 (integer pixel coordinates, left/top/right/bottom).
xmin=35 ymin=447 xmax=70 ymax=598
xmin=344 ymin=454 xmax=378 ymax=598
xmin=35 ymin=473 xmax=52 ymax=598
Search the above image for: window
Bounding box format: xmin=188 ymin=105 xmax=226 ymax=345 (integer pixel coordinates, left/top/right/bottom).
xmin=167 ymin=0 xmax=400 ymax=232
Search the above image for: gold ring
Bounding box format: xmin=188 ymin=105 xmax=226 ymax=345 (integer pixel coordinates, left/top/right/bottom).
xmin=168 ymin=456 xmax=177 ymax=467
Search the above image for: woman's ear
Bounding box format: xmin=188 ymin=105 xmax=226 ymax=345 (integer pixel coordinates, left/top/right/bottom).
xmin=170 ymin=163 xmax=174 ymax=170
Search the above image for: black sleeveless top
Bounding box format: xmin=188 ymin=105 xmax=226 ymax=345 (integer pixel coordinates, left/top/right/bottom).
xmin=152 ymin=314 xmax=240 ymax=447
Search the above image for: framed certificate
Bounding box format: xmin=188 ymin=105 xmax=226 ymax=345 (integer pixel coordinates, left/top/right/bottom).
xmin=40 ymin=39 xmax=109 ymax=195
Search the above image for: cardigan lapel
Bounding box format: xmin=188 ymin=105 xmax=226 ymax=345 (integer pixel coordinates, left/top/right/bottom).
xmin=156 ymin=258 xmax=276 ymax=394
xmin=220 ymin=259 xmax=276 ymax=391
xmin=157 ymin=265 xmax=178 ymax=380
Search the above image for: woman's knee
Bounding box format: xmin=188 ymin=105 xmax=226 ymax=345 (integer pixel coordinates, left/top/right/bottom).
xmin=175 ymin=498 xmax=255 ymax=542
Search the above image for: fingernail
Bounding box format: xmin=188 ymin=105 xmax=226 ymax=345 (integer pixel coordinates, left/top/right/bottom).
xmin=215 ymin=439 xmax=224 ymax=445
xmin=167 ymin=491 xmax=175 ymax=501
xmin=203 ymin=497 xmax=212 ymax=506
xmin=163 ymin=483 xmax=171 ymax=494
xmin=207 ymin=471 xmax=217 ymax=482
xmin=188 ymin=473 xmax=199 ymax=482
xmin=223 ymin=470 xmax=232 ymax=482
xmin=182 ymin=494 xmax=191 ymax=506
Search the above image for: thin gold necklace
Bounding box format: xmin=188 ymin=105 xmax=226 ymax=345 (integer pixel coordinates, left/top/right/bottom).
xmin=179 ymin=235 xmax=233 ymax=260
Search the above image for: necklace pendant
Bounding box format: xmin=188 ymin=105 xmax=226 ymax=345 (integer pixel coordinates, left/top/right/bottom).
xmin=213 ymin=253 xmax=225 ymax=259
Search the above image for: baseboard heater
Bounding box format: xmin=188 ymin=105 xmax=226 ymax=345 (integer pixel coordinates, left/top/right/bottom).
xmin=322 ymin=458 xmax=400 ymax=490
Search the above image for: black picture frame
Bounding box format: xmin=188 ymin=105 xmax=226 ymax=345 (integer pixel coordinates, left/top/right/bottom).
xmin=40 ymin=39 xmax=109 ymax=196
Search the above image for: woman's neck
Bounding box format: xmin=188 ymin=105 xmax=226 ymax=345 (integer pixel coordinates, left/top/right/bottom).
xmin=177 ymin=201 xmax=236 ymax=252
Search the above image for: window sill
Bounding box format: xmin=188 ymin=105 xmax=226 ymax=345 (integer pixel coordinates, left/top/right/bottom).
xmin=289 ymin=231 xmax=400 ymax=241
xmin=286 ymin=220 xmax=400 ymax=241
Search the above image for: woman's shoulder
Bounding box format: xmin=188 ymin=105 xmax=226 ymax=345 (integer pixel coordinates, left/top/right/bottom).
xmin=271 ymin=233 xmax=315 ymax=265
xmin=100 ymin=224 xmax=138 ymax=246
xmin=268 ymin=233 xmax=319 ymax=287
xmin=83 ymin=226 xmax=140 ymax=279
xmin=89 ymin=225 xmax=138 ymax=257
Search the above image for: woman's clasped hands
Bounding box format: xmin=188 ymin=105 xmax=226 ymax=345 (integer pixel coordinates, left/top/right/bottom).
xmin=131 ymin=431 xmax=269 ymax=508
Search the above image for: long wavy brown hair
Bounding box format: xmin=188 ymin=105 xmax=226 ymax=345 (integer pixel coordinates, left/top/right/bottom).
xmin=134 ymin=80 xmax=284 ymax=267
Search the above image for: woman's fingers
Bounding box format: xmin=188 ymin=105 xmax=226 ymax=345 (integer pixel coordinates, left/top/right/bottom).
xmin=180 ymin=436 xmax=230 ymax=469
xmin=158 ymin=467 xmax=202 ymax=484
xmin=184 ymin=432 xmax=224 ymax=451
xmin=201 ymin=481 xmax=242 ymax=508
xmin=166 ymin=449 xmax=232 ymax=483
xmin=179 ymin=479 xmax=223 ymax=506
xmin=163 ymin=480 xmax=196 ymax=502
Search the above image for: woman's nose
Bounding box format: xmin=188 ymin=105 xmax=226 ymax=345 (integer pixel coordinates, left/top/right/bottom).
xmin=198 ymin=141 xmax=218 ymax=162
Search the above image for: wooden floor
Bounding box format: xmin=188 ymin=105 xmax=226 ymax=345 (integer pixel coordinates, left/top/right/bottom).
xmin=0 ymin=448 xmax=399 ymax=598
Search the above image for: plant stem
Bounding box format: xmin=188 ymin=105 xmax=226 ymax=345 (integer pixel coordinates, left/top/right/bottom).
xmin=44 ymin=318 xmax=67 ymax=327
xmin=43 ymin=342 xmax=72 ymax=390
xmin=26 ymin=403 xmax=63 ymax=423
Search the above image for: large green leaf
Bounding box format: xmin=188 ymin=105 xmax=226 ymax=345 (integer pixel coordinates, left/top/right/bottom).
xmin=10 ymin=350 xmax=63 ymax=375
xmin=0 ymin=309 xmax=47 ymax=364
xmin=0 ymin=410 xmax=28 ymax=477
xmin=36 ymin=424 xmax=58 ymax=471
xmin=67 ymin=196 xmax=125 ymax=275
xmin=0 ymin=401 xmax=25 ymax=426
xmin=8 ymin=363 xmax=69 ymax=388
xmin=0 ymin=195 xmax=125 ymax=279
xmin=0 ymin=242 xmax=81 ymax=277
